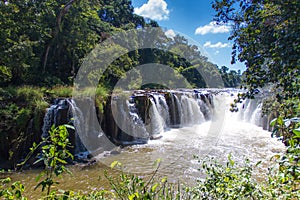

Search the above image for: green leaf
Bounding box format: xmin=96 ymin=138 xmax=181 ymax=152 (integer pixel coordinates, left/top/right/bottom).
xmin=151 ymin=183 xmax=159 ymax=192
xmin=161 ymin=177 xmax=167 ymax=183
xmin=255 ymin=161 xmax=262 ymax=167
xmin=15 ymin=190 xmax=21 ymax=198
xmin=277 ymin=117 xmax=284 ymax=126
xmin=292 ymin=128 xmax=300 ymax=136
xmin=35 ymin=171 xmax=45 ymax=182
xmin=56 ymin=158 xmax=67 ymax=164
xmin=153 ymin=158 xmax=161 ymax=167
xmin=228 ymin=154 xmax=234 ymax=166
xmin=110 ymin=161 xmax=121 ymax=169
xmin=270 ymin=118 xmax=277 ymax=127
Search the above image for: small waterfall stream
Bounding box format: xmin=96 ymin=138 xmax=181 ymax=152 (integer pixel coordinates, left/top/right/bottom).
xmin=147 ymin=97 xmax=165 ymax=136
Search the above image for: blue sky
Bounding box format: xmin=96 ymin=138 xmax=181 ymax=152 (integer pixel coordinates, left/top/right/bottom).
xmin=131 ymin=0 xmax=246 ymax=72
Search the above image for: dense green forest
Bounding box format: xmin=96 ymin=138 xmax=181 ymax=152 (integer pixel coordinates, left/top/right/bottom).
xmin=0 ymin=0 xmax=299 ymax=199
xmin=0 ymin=0 xmax=240 ymax=88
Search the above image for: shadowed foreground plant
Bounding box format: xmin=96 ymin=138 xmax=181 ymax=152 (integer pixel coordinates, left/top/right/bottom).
xmin=0 ymin=177 xmax=27 ymax=200
xmin=104 ymin=160 xmax=192 ymax=200
xmin=192 ymin=154 xmax=300 ymax=200
xmin=192 ymin=154 xmax=264 ymax=200
xmin=20 ymin=124 xmax=74 ymax=198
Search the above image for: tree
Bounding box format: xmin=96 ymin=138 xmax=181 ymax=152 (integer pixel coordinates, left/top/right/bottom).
xmin=212 ymin=0 xmax=300 ymax=116
xmin=0 ymin=1 xmax=39 ymax=85
xmin=98 ymin=0 xmax=158 ymax=29
xmin=219 ymin=66 xmax=241 ymax=87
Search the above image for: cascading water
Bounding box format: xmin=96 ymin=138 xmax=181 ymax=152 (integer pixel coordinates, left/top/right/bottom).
xmin=15 ymin=89 xmax=285 ymax=195
xmin=41 ymin=104 xmax=56 ymax=139
xmin=154 ymin=94 xmax=170 ymax=129
xmin=250 ymin=103 xmax=263 ymax=126
xmin=169 ymin=92 xmax=182 ymax=127
xmin=196 ymin=93 xmax=212 ymax=120
xmin=111 ymin=95 xmax=149 ymax=143
xmin=42 ymin=89 xmax=276 ymax=156
xmin=180 ymin=94 xmax=205 ymax=126
xmin=99 ymin=90 xmax=285 ymax=184
xmin=147 ymin=97 xmax=165 ymax=137
xmin=42 ymin=99 xmax=69 ymax=138
xmin=66 ymin=99 xmax=89 ymax=155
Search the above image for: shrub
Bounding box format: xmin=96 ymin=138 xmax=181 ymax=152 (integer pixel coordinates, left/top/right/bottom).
xmin=20 ymin=124 xmax=74 ymax=197
xmin=16 ymin=86 xmax=44 ymax=105
xmin=103 ymin=160 xmax=192 ymax=200
xmin=192 ymin=155 xmax=264 ymax=199
xmin=49 ymin=85 xmax=73 ymax=98
xmin=192 ymin=154 xmax=300 ymax=199
xmin=0 ymin=177 xmax=27 ymax=200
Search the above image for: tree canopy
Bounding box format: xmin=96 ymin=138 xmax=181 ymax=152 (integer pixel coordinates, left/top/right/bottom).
xmin=0 ymin=0 xmax=240 ymax=89
xmin=213 ymin=0 xmax=300 ymax=116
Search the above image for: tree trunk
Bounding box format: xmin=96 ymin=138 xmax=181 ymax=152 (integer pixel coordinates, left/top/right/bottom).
xmin=42 ymin=0 xmax=79 ymax=72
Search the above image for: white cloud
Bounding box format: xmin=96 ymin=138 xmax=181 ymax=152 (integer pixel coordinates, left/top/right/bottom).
xmin=203 ymin=41 xmax=231 ymax=48
xmin=195 ymin=21 xmax=230 ymax=35
xmin=165 ymin=29 xmax=176 ymax=38
xmin=134 ymin=0 xmax=170 ymax=21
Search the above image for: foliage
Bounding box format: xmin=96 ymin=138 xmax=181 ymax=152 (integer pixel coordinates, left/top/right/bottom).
xmin=193 ymin=155 xmax=264 ymax=199
xmin=0 ymin=0 xmax=240 ymax=89
xmin=219 ymin=66 xmax=241 ymax=88
xmin=16 ymin=86 xmax=44 ymax=107
xmin=0 ymin=93 xmax=51 ymax=168
xmin=0 ymin=86 xmax=49 ymax=168
xmin=212 ymin=0 xmax=300 ymax=115
xmin=48 ymin=86 xmax=74 ymax=98
xmin=103 ymin=160 xmax=192 ymax=200
xmin=269 ymin=116 xmax=300 ymax=197
xmin=0 ymin=0 xmax=160 ymax=87
xmin=193 ymin=155 xmax=300 ymax=199
xmin=267 ymin=152 xmax=300 ymax=199
xmin=2 ymin=154 xmax=300 ymax=199
xmin=0 ymin=177 xmax=27 ymax=200
xmin=20 ymin=124 xmax=74 ymax=197
xmin=270 ymin=116 xmax=300 ymax=145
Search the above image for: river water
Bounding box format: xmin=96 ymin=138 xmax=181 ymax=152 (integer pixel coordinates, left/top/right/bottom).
xmin=5 ymin=91 xmax=285 ymax=198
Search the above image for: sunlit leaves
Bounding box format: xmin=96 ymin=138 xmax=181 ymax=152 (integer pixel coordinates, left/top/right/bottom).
xmin=213 ymin=0 xmax=300 ymax=116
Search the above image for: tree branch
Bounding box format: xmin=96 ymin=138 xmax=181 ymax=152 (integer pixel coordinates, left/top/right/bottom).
xmin=43 ymin=0 xmax=79 ymax=72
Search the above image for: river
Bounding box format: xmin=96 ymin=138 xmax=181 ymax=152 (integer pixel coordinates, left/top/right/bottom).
xmin=4 ymin=90 xmax=285 ymax=198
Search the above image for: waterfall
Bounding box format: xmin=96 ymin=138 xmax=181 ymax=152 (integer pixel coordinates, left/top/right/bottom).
xmin=42 ymin=99 xmax=68 ymax=138
xmin=41 ymin=105 xmax=55 ymax=139
xmin=111 ymin=95 xmax=149 ymax=142
xmin=180 ymin=94 xmax=205 ymax=126
xmin=151 ymin=94 xmax=170 ymax=129
xmin=250 ymin=103 xmax=263 ymax=126
xmin=169 ymin=92 xmax=182 ymax=128
xmin=66 ymin=99 xmax=88 ymax=155
xmin=147 ymin=97 xmax=165 ymax=136
xmin=197 ymin=95 xmax=212 ymax=120
xmin=41 ymin=89 xmax=269 ymax=156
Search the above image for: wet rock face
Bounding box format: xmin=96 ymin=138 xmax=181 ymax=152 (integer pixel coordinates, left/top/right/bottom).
xmin=38 ymin=89 xmax=215 ymax=154
xmin=100 ymin=89 xmax=214 ymax=146
xmin=41 ymin=99 xmax=76 ymax=154
xmin=0 ymin=105 xmax=45 ymax=169
xmin=1 ymin=88 xmax=273 ymax=169
xmin=31 ymin=89 xmax=216 ymax=158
